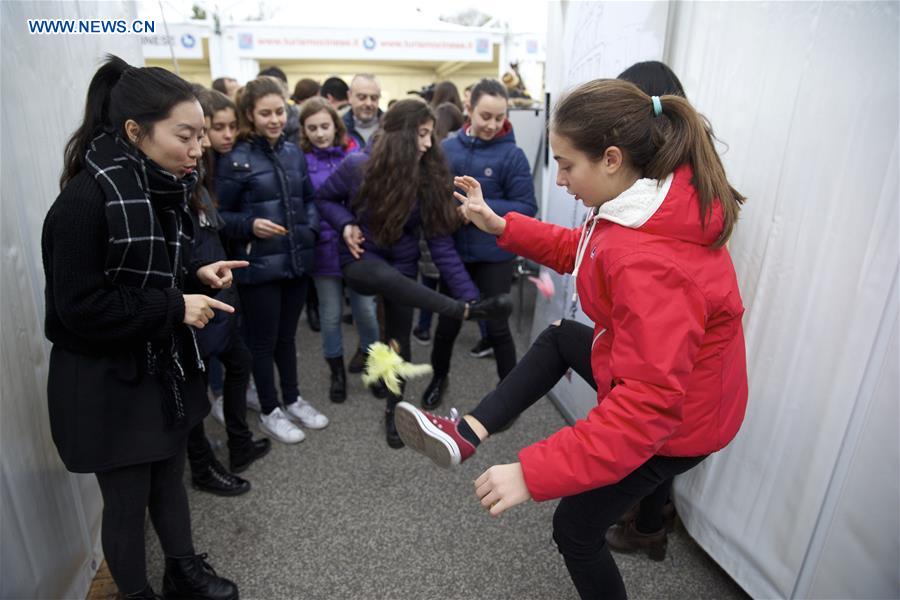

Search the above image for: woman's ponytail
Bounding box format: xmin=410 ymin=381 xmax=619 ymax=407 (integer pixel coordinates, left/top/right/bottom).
xmin=646 ymin=95 xmax=745 ymax=247
xmin=552 ymin=79 xmax=745 ymax=248
xmin=60 ymin=54 xmax=130 ymax=189
xmin=60 ymin=54 xmax=195 ymax=190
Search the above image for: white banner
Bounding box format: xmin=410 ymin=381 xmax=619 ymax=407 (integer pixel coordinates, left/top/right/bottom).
xmin=228 ymin=27 xmax=495 ymax=62
xmin=142 ymin=23 xmax=205 ymax=59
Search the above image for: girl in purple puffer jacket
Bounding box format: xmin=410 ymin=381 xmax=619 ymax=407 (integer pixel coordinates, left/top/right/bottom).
xmin=298 ymin=97 xmax=378 ymax=404
xmin=316 ymin=99 xmax=513 ymax=448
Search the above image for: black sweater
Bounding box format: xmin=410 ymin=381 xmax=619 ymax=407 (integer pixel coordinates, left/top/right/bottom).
xmin=42 ymin=171 xmax=204 ymax=355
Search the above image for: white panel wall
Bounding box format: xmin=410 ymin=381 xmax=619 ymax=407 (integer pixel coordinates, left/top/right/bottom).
xmin=536 ymin=0 xmax=672 ymax=421
xmin=1 ymin=2 xmax=142 ymax=598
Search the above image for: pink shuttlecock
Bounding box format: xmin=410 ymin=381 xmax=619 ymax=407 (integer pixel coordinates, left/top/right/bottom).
xmin=527 ymin=271 xmax=555 ymax=299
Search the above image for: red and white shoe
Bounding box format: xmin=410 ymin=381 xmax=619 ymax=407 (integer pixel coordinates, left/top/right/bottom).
xmin=394 ymin=402 xmax=477 ymax=468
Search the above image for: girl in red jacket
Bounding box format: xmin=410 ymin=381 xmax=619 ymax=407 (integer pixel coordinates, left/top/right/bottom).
xmin=395 ymin=79 xmax=748 ymax=599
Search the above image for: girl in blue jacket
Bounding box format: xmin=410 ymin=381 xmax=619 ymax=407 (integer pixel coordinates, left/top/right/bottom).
xmin=422 ymin=79 xmax=538 ymax=410
xmin=316 ymin=99 xmax=513 ymax=448
xmin=216 ymin=77 xmax=329 ymax=445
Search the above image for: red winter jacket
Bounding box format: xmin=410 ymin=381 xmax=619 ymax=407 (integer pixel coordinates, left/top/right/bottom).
xmin=498 ymin=164 xmax=748 ymax=501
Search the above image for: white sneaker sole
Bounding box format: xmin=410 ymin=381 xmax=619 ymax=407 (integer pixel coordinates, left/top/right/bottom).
xmin=259 ymin=419 xmax=305 ymax=444
xmin=286 ymin=410 xmax=329 ymax=430
xmin=394 ymin=402 xmax=460 ymax=469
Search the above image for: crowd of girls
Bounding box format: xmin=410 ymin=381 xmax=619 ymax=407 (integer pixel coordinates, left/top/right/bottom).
xmin=44 ymin=56 xmax=746 ymax=599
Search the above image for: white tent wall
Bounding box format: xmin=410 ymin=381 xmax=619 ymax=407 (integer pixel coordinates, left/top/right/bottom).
xmin=536 ymin=0 xmax=673 ymax=418
xmin=1 ymin=2 xmax=143 ymax=598
xmin=666 ymin=3 xmax=899 ymax=598
xmin=539 ymin=1 xmax=899 ymax=599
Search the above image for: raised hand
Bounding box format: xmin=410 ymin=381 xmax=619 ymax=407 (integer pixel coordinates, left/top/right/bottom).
xmin=453 ymin=176 xmax=506 ymax=236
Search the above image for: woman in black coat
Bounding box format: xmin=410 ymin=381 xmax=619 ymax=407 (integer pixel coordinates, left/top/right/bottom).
xmin=43 ymin=55 xmax=241 ymax=600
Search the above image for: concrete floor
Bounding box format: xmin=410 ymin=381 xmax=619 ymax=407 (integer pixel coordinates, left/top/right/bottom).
xmin=145 ymin=286 xmax=749 ymax=600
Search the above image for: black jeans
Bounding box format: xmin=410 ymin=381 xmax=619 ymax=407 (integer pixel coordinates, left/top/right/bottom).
xmin=343 ymin=259 xmax=467 ymax=321
xmin=94 ymin=444 xmax=194 ymax=595
xmin=469 ymin=320 xmax=705 ymax=599
xmin=238 ymin=276 xmax=308 ymax=414
xmin=432 ymin=260 xmax=516 ymax=380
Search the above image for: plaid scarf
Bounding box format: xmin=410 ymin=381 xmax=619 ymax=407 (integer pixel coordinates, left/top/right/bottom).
xmin=85 ymin=131 xmax=204 ymax=427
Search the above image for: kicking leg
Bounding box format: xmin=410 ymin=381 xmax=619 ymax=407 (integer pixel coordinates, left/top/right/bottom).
xmin=395 ymin=319 xmax=595 ymax=467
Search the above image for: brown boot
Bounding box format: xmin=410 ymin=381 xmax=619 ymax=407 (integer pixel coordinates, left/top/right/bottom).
xmin=605 ymin=520 xmax=667 ymax=561
xmin=616 ymin=501 xmax=639 ymax=526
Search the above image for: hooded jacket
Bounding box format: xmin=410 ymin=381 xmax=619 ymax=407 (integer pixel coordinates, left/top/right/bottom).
xmin=443 ymin=121 xmax=537 ymax=262
xmin=498 ymin=164 xmax=748 ymax=501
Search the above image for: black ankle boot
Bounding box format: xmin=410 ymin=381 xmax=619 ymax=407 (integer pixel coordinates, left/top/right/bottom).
xmin=191 ymin=459 xmax=250 ymax=497
xmin=123 ymin=583 xmax=161 ymax=599
xmin=326 ymin=356 xmax=347 ymax=403
xmin=369 ymin=379 xmax=388 ymax=399
xmin=421 ymin=376 xmax=447 ymax=410
xmin=347 ymin=347 xmax=367 ymax=374
xmin=466 ymin=294 xmax=513 ymax=321
xmin=162 ymin=553 xmax=238 ymax=600
xmin=385 ymin=395 xmax=404 ymax=449
xmin=229 ymin=437 xmax=271 ymax=474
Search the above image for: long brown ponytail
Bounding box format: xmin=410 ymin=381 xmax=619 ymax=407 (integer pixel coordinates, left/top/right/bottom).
xmin=551 ymin=79 xmax=745 ymax=247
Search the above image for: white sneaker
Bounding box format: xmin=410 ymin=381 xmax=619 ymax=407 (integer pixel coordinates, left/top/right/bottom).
xmin=259 ymin=407 xmax=306 ymax=444
xmin=245 ymin=382 xmax=261 ymax=412
xmin=210 ymin=395 xmax=225 ymax=427
xmin=285 ymin=396 xmax=329 ymax=429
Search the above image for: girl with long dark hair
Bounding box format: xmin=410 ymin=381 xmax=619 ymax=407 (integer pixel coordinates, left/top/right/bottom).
xmin=316 ymin=98 xmax=512 ymax=447
xmin=44 ymin=55 xmax=240 ymax=599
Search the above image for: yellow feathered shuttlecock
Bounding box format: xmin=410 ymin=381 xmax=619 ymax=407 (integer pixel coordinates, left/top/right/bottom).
xmin=361 ymin=341 xmax=433 ymax=395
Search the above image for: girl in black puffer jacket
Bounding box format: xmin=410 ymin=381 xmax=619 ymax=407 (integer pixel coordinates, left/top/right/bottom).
xmin=183 ymin=87 xmax=272 ymax=497
xmin=216 ymin=77 xmax=329 ymax=445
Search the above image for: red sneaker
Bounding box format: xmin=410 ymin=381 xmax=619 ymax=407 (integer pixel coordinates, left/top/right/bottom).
xmin=394 ymin=402 xmax=477 ymax=468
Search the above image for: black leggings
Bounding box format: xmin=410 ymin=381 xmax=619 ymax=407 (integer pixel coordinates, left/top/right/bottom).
xmin=343 ymin=259 xmax=467 ymax=321
xmin=94 ymin=444 xmax=194 ymax=595
xmin=432 ymin=260 xmax=517 ymax=380
xmin=469 ymin=320 xmax=705 ymax=599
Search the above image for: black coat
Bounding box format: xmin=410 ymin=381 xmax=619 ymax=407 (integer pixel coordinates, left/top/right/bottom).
xmin=41 ymin=171 xmax=208 ymax=473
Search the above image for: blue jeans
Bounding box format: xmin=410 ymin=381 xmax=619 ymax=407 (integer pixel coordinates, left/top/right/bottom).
xmin=313 ymin=275 xmax=379 ymax=359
